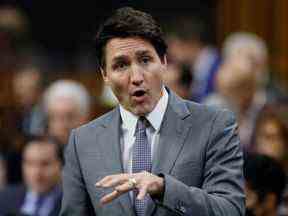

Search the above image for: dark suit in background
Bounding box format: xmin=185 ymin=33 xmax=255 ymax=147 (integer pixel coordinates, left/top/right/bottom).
xmin=0 ymin=185 xmax=61 ymax=216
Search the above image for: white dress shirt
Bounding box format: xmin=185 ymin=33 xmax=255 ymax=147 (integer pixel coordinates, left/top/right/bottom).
xmin=119 ymin=86 xmax=169 ymax=174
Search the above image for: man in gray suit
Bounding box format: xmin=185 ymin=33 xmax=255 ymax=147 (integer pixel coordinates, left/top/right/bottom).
xmin=60 ymin=7 xmax=245 ymax=216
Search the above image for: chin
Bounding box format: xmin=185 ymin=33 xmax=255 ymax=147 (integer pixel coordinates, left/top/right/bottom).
xmin=34 ymin=187 xmax=46 ymax=194
xmin=131 ymin=109 xmax=147 ymax=116
xmin=132 ymin=106 xmax=152 ymax=116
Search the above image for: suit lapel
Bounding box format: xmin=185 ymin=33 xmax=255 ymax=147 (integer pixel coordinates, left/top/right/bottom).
xmin=99 ymin=108 xmax=123 ymax=173
xmin=152 ymin=91 xmax=192 ymax=175
xmin=146 ymin=91 xmax=192 ymax=216
xmin=98 ymin=108 xmax=135 ymax=216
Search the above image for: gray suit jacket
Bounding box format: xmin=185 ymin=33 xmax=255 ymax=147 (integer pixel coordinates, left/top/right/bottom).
xmin=60 ymin=90 xmax=245 ymax=216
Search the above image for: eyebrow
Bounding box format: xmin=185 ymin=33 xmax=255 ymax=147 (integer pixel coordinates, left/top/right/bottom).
xmin=135 ymin=50 xmax=152 ymax=57
xmin=111 ymin=56 xmax=127 ymax=64
xmin=111 ymin=49 xmax=152 ymax=64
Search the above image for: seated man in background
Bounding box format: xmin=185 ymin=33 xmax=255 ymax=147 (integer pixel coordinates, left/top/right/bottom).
xmin=13 ymin=66 xmax=46 ymax=137
xmin=0 ymin=136 xmax=63 ymax=216
xmin=166 ymin=16 xmax=221 ymax=102
xmin=204 ymin=60 xmax=261 ymax=149
xmin=43 ymin=80 xmax=91 ymax=146
xmin=244 ymin=153 xmax=286 ymax=216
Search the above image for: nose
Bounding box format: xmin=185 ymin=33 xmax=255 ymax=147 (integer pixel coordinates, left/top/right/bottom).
xmin=130 ymin=65 xmax=144 ymax=86
xmin=29 ymin=165 xmax=42 ymax=179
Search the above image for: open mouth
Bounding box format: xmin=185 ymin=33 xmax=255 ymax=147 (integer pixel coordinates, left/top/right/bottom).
xmin=133 ymin=90 xmax=146 ymax=97
xmin=131 ymin=89 xmax=147 ymax=103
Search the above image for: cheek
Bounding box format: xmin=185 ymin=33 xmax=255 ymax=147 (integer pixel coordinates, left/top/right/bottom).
xmin=24 ymin=168 xmax=33 ymax=179
xmin=148 ymin=73 xmax=163 ymax=91
xmin=108 ymin=77 xmax=129 ymax=97
xmin=46 ymin=167 xmax=61 ymax=181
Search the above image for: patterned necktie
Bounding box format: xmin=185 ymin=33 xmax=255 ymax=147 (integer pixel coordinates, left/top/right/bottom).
xmin=132 ymin=117 xmax=152 ymax=216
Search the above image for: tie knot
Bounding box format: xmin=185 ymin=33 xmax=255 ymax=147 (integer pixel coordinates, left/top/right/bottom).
xmin=136 ymin=117 xmax=149 ymax=132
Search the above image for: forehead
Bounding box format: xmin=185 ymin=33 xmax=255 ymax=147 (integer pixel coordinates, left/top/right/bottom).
xmin=48 ymin=97 xmax=78 ymax=111
xmin=24 ymin=142 xmax=56 ymax=160
xmin=105 ymin=37 xmax=157 ymax=61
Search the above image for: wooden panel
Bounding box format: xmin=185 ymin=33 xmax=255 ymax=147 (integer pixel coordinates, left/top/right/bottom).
xmin=272 ymin=0 xmax=288 ymax=83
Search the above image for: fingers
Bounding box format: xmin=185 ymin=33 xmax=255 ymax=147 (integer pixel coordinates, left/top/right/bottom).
xmin=99 ymin=179 xmax=136 ymax=205
xmin=99 ymin=181 xmax=148 ymax=205
xmin=137 ymin=184 xmax=148 ymax=200
xmin=115 ymin=181 xmax=135 ymax=193
xmin=97 ymin=174 xmax=135 ymax=205
xmin=95 ymin=172 xmax=163 ymax=205
xmin=95 ymin=174 xmax=129 ymax=188
xmin=100 ymin=190 xmax=118 ymax=205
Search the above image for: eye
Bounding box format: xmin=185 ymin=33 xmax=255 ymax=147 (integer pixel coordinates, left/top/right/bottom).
xmin=140 ymin=56 xmax=152 ymax=65
xmin=113 ymin=61 xmax=128 ymax=71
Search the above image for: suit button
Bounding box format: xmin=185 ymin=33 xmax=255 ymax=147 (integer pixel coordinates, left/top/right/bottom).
xmin=179 ymin=206 xmax=186 ymax=213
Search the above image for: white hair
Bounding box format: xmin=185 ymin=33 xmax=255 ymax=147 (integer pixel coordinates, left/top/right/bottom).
xmin=43 ymin=80 xmax=91 ymax=116
xmin=222 ymin=32 xmax=268 ymax=62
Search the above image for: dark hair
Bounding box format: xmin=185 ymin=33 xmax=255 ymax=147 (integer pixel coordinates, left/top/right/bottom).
xmin=24 ymin=135 xmax=64 ymax=165
xmin=94 ymin=7 xmax=167 ymax=69
xmin=244 ymin=153 xmax=286 ymax=205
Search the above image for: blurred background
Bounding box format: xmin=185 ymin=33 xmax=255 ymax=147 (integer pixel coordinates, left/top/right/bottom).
xmin=0 ymin=0 xmax=287 ymax=215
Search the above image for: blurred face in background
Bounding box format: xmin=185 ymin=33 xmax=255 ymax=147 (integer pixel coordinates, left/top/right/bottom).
xmin=216 ymin=61 xmax=256 ymax=113
xmin=47 ymin=97 xmax=87 ymax=145
xmin=13 ymin=69 xmax=41 ymax=109
xmin=255 ymin=118 xmax=286 ymax=161
xmin=23 ymin=141 xmax=61 ymax=194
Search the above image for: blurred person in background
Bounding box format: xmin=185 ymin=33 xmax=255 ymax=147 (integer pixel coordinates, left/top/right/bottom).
xmin=166 ymin=16 xmax=221 ymax=102
xmin=222 ymin=32 xmax=277 ymax=104
xmin=252 ymin=105 xmax=288 ymax=172
xmin=13 ymin=66 xmax=46 ymax=138
xmin=204 ymin=60 xmax=261 ymax=148
xmin=222 ymin=32 xmax=268 ymax=81
xmin=0 ymin=6 xmax=30 ymax=70
xmin=162 ymin=62 xmax=193 ymax=99
xmin=0 ymin=136 xmax=63 ymax=216
xmin=43 ymin=80 xmax=91 ymax=146
xmin=244 ymin=153 xmax=286 ymax=216
xmin=205 ymin=32 xmax=275 ymax=148
xmin=0 ymin=154 xmax=7 ymax=190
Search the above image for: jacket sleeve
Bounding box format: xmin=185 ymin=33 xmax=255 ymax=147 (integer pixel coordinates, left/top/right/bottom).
xmin=60 ymin=129 xmax=95 ymax=215
xmin=157 ymin=110 xmax=245 ymax=216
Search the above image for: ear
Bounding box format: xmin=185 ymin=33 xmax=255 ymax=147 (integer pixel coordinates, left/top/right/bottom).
xmin=161 ymin=55 xmax=168 ymax=68
xmin=160 ymin=55 xmax=168 ymax=76
xmin=100 ymin=67 xmax=109 ymax=84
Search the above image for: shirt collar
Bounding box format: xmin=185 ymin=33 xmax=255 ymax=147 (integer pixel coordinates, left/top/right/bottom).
xmin=120 ymin=105 xmax=138 ymax=131
xmin=119 ymin=86 xmax=169 ymax=132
